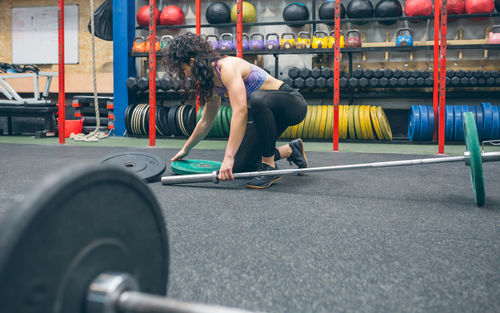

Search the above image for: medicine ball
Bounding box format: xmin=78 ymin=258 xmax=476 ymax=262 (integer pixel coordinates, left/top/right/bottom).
xmin=230 ymin=1 xmax=257 ymax=23
xmin=319 ymin=0 xmax=346 ymax=25
xmin=206 ymin=2 xmax=231 ymax=24
xmin=495 ymin=0 xmax=500 ymax=12
xmin=283 ymin=2 xmax=310 ymax=27
xmin=404 ymin=0 xmax=433 ymax=22
xmin=375 ymin=0 xmax=402 ymax=25
xmin=160 ymin=5 xmax=185 ymax=26
xmin=137 ymin=5 xmax=160 ymax=26
xmin=465 ymin=0 xmax=495 ymax=14
xmin=346 ymin=0 xmax=374 ymax=24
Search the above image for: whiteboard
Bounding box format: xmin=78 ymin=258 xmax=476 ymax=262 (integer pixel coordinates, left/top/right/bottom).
xmin=12 ymin=5 xmax=79 ymax=64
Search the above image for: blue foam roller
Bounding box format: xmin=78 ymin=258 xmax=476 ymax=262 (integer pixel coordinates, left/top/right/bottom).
xmin=419 ymin=105 xmax=429 ymax=141
xmin=491 ymin=105 xmax=500 ymax=140
xmin=453 ymin=105 xmax=463 ymax=142
xmin=482 ymin=102 xmax=493 ymax=140
xmin=445 ymin=105 xmax=454 ymax=141
xmin=408 ymin=105 xmax=420 ymax=141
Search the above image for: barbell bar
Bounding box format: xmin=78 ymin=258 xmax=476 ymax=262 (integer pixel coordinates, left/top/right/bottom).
xmin=162 ymin=112 xmax=500 ymax=207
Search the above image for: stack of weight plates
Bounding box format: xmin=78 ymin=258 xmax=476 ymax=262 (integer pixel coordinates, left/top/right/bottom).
xmin=196 ymin=105 xmax=232 ymax=138
xmin=408 ymin=103 xmax=500 ymax=142
xmin=125 ymin=103 xmax=196 ymax=137
xmin=280 ymin=105 xmax=392 ymax=141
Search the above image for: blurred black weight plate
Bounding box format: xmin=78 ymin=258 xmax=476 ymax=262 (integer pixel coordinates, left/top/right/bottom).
xmin=167 ymin=105 xmax=180 ymax=136
xmin=99 ymin=151 xmax=166 ymax=182
xmin=0 ymin=165 xmax=169 ymax=313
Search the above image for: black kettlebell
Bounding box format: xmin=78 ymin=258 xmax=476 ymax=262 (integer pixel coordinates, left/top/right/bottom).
xmin=283 ymin=2 xmax=310 ymax=27
xmin=375 ymin=0 xmax=402 ymax=25
xmin=206 ymin=2 xmax=231 ymax=24
xmin=319 ymin=0 xmax=346 ymax=25
xmin=346 ymin=0 xmax=374 ymax=24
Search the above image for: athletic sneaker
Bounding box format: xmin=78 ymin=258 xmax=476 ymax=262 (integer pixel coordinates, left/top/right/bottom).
xmin=245 ymin=163 xmax=282 ymax=189
xmin=287 ymin=138 xmax=308 ymax=169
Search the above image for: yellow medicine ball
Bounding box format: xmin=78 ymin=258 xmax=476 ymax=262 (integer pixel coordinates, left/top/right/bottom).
xmin=230 ymin=1 xmax=257 ymax=23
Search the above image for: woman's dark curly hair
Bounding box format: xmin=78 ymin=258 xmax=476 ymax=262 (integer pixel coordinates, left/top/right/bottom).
xmin=163 ymin=33 xmax=222 ymax=105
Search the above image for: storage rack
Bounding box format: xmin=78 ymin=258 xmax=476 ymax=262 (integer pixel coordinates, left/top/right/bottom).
xmin=117 ymin=0 xmax=500 ymax=151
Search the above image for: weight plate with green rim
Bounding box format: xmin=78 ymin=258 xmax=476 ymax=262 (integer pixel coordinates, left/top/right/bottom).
xmin=171 ymin=159 xmax=222 ymax=175
xmin=221 ymin=106 xmax=229 ymax=137
xmin=463 ymin=112 xmax=485 ymax=206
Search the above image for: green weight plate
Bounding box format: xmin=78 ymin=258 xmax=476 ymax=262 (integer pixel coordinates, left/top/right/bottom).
xmin=215 ymin=106 xmax=224 ymax=137
xmin=463 ymin=112 xmax=485 ymax=206
xmin=171 ymin=159 xmax=222 ymax=175
xmin=221 ymin=106 xmax=229 ymax=137
xmin=0 ymin=165 xmax=169 ymax=313
xmin=196 ymin=105 xmax=204 ymax=123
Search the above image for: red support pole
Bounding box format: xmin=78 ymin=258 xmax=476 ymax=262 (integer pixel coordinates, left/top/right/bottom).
xmin=195 ymin=0 xmax=201 ymax=112
xmin=433 ymin=0 xmax=440 ymax=145
xmin=148 ymin=0 xmax=157 ymax=147
xmin=236 ymin=0 xmax=243 ymax=58
xmin=332 ymin=0 xmax=341 ymax=151
xmin=58 ymin=0 xmax=65 ymax=144
xmin=438 ymin=0 xmax=448 ymax=154
xmin=195 ymin=0 xmax=201 ymax=35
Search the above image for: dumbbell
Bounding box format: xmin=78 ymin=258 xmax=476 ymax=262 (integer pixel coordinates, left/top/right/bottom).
xmin=379 ymin=77 xmax=389 ymax=87
xmin=339 ymin=77 xmax=348 ymax=88
xmin=126 ymin=77 xmax=138 ymax=93
xmin=465 ymin=70 xmax=473 ymax=78
xmin=420 ymin=70 xmax=430 ymax=78
xmin=300 ymin=68 xmax=311 ymax=79
xmin=478 ymin=77 xmax=486 ymax=85
xmin=398 ymin=77 xmax=408 ymax=87
xmin=363 ymin=69 xmax=374 ymax=79
xmin=159 ymin=75 xmax=171 ymax=91
xmin=482 ymin=71 xmax=491 ymax=78
xmin=469 ymin=77 xmax=478 ymax=86
xmin=486 ymin=77 xmax=496 ymax=86
xmin=352 ymin=68 xmax=363 ymax=79
xmin=473 ymin=70 xmax=483 ymax=78
xmin=321 ymin=67 xmax=332 ymax=78
xmin=393 ymin=69 xmax=403 ymax=78
xmin=374 ymin=69 xmax=383 ymax=79
xmin=460 ymin=77 xmax=469 ymax=86
xmin=456 ymin=70 xmax=466 ymax=78
xmin=316 ymin=77 xmax=327 ymax=89
xmin=425 ymin=77 xmax=433 ymax=86
xmin=311 ymin=67 xmax=321 ymax=79
xmin=410 ymin=70 xmax=420 ymax=78
xmin=171 ymin=76 xmax=182 ymax=91
xmin=389 ymin=77 xmax=398 ymax=87
xmin=305 ymin=77 xmax=316 ymax=88
xmin=416 ymin=77 xmax=425 ymax=86
xmin=383 ymin=69 xmax=393 ymax=78
xmin=406 ymin=76 xmax=415 ymax=87
xmin=348 ymin=77 xmax=359 ymax=88
xmin=402 ymin=70 xmax=412 ymax=78
xmin=369 ymin=77 xmax=379 ymax=87
xmin=283 ymin=77 xmax=294 ymax=87
xmin=327 ymin=77 xmax=334 ymax=89
xmin=137 ymin=77 xmax=149 ymax=92
xmin=288 ymin=67 xmax=301 ymax=79
xmin=359 ymin=77 xmax=369 ymax=88
xmin=294 ymin=77 xmax=305 ymax=89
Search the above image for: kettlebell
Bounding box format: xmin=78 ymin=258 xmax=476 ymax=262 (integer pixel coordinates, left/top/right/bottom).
xmin=145 ymin=36 xmax=161 ymax=52
xmin=328 ymin=30 xmax=345 ymax=48
xmin=345 ymin=29 xmax=362 ymax=48
xmin=250 ymin=33 xmax=265 ymax=50
xmin=219 ymin=33 xmax=235 ymax=51
xmin=160 ymin=35 xmax=174 ymax=50
xmin=242 ymin=33 xmax=250 ymax=50
xmin=296 ymin=31 xmax=311 ymax=49
xmin=312 ymin=30 xmax=329 ymax=49
xmin=265 ymin=33 xmax=280 ymax=50
xmin=280 ymin=33 xmax=297 ymax=49
xmin=132 ymin=36 xmax=147 ymax=53
xmin=206 ymin=34 xmax=220 ymax=50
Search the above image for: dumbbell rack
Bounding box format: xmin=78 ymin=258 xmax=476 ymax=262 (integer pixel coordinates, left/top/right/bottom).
xmin=128 ymin=0 xmax=500 ymax=150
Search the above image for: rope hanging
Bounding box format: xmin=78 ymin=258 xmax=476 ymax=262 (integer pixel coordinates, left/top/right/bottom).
xmin=72 ymin=0 xmax=109 ymax=142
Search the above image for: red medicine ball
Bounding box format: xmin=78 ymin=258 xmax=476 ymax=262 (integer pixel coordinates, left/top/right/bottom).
xmin=160 ymin=5 xmax=186 ymax=26
xmin=137 ymin=5 xmax=160 ymax=26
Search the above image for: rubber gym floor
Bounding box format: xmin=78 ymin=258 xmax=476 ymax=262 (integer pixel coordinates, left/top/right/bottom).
xmin=0 ymin=137 xmax=499 ymax=313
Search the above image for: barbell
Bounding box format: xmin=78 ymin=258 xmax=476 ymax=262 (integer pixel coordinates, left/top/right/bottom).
xmin=0 ymin=165 xmax=259 ymax=313
xmin=162 ymin=112 xmax=500 ymax=207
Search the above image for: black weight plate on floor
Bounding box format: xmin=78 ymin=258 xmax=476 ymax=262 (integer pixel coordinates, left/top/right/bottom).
xmin=0 ymin=165 xmax=169 ymax=312
xmin=125 ymin=104 xmax=136 ymax=134
xmin=167 ymin=105 xmax=180 ymax=136
xmin=99 ymin=151 xmax=166 ymax=182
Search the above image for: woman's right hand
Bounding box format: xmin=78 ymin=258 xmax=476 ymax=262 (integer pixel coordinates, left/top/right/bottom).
xmin=171 ymin=149 xmax=189 ymax=162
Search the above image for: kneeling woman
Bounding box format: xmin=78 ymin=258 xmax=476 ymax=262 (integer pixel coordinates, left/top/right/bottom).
xmin=164 ymin=33 xmax=308 ymax=189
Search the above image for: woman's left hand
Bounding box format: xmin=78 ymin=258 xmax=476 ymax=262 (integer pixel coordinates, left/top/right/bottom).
xmin=218 ymin=157 xmax=235 ymax=181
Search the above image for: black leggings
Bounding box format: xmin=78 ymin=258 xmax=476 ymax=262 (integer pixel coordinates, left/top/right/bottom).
xmin=233 ymin=84 xmax=307 ymax=172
